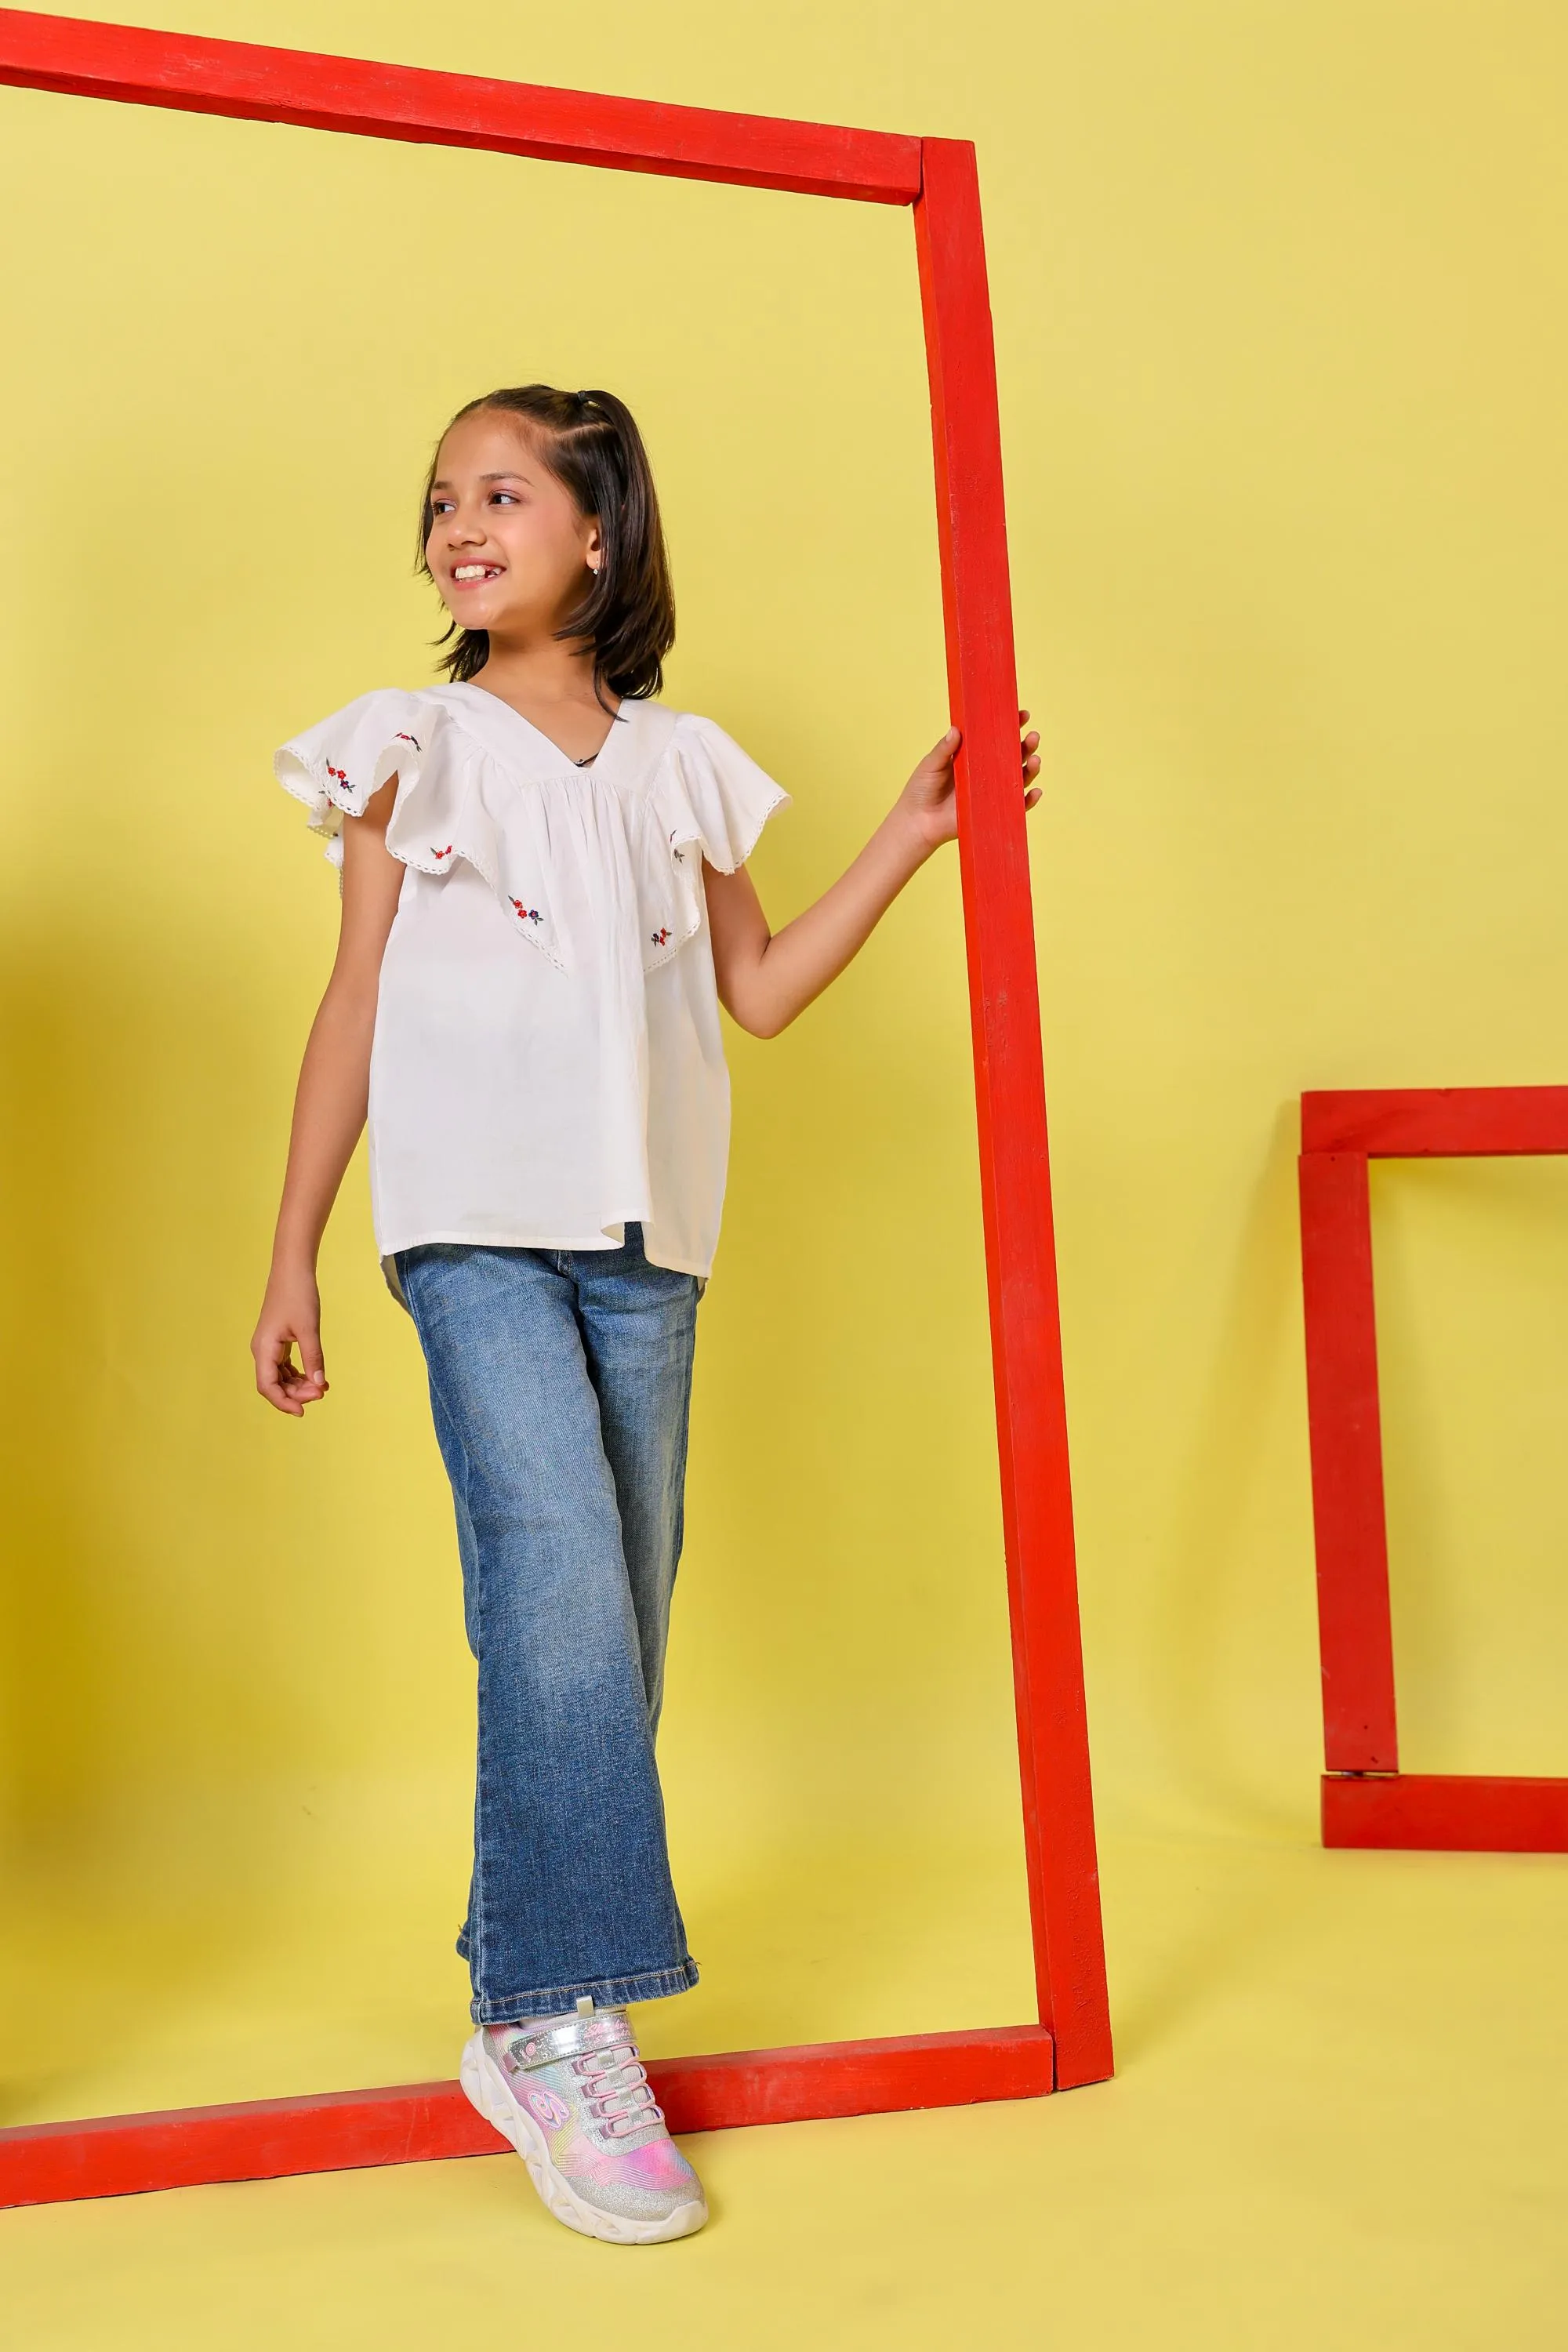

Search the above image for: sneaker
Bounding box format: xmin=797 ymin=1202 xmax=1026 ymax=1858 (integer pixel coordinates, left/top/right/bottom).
xmin=460 ymin=2006 xmax=708 ymax=2245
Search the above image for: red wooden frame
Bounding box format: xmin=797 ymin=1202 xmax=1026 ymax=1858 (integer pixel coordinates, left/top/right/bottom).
xmin=0 ymin=9 xmax=1112 ymax=2209
xmin=1300 ymin=1086 xmax=1568 ymax=1853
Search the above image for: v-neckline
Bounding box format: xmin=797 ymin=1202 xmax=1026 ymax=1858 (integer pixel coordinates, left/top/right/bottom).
xmin=448 ymin=679 xmax=629 ymax=772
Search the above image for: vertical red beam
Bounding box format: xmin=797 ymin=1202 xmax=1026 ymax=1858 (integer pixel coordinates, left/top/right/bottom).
xmin=1298 ymin=1152 xmax=1399 ymax=1769
xmin=914 ymin=138 xmax=1112 ymax=2089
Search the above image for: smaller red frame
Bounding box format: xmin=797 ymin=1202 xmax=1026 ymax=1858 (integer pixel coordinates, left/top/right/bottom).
xmin=1299 ymin=1085 xmax=1568 ymax=1853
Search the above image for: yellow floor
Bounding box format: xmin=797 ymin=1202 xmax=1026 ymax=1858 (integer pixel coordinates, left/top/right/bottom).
xmin=5 ymin=1826 xmax=1565 ymax=2350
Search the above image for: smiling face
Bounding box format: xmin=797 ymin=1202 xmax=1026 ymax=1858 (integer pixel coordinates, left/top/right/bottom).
xmin=425 ymin=408 xmax=603 ymax=647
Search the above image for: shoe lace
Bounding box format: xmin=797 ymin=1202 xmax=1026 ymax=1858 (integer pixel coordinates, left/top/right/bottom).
xmin=574 ymin=2043 xmax=665 ymax=2141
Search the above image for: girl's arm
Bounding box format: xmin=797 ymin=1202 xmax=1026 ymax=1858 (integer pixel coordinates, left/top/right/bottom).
xmin=250 ymin=778 xmax=406 ymax=1416
xmin=705 ymin=715 xmax=1042 ymax=1040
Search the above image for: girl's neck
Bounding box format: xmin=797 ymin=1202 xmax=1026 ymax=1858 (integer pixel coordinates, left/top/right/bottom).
xmin=474 ymin=631 xmax=603 ymax=714
xmin=471 ymin=633 xmax=622 ymax=764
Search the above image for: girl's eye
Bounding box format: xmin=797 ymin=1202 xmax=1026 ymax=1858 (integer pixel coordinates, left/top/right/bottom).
xmin=427 ymin=490 xmax=520 ymax=517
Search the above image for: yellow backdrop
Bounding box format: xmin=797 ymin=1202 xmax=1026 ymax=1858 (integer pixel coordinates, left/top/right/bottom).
xmin=2 ymin=1 xmax=1567 ymax=2136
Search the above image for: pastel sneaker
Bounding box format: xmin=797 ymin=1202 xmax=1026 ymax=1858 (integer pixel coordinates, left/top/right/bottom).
xmin=461 ymin=2007 xmax=707 ymax=2245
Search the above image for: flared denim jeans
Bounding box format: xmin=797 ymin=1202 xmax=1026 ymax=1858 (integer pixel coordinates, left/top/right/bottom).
xmin=395 ymin=1226 xmax=702 ymax=2024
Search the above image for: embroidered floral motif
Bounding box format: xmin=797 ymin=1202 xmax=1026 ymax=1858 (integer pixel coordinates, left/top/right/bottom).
xmin=431 ymin=844 xmax=454 ymax=860
xmin=395 ymin=731 xmax=421 ymax=747
xmin=651 ymin=927 xmax=672 ymax=947
xmin=325 ymin=758 xmax=350 ymax=793
xmin=510 ymin=898 xmax=543 ymax=925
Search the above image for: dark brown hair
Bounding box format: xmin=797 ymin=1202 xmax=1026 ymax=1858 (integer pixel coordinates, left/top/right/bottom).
xmin=416 ymin=384 xmax=676 ymax=705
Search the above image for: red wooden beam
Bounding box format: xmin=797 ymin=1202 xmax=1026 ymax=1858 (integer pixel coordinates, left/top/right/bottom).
xmin=1302 ymin=1087 xmax=1568 ymax=1159
xmin=915 ymin=139 xmax=1112 ymax=2092
xmin=1298 ymin=1151 xmax=1399 ymax=1770
xmin=0 ymin=2026 xmax=1054 ymax=2209
xmin=1323 ymin=1773 xmax=1568 ymax=1852
xmin=0 ymin=8 xmax=923 ymax=202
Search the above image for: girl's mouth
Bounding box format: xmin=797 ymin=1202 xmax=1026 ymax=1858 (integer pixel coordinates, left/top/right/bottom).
xmin=451 ymin=564 xmax=505 ymax=587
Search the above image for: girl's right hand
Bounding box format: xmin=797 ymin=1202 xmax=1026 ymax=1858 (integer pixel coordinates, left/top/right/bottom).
xmin=252 ymin=1274 xmax=329 ymax=1416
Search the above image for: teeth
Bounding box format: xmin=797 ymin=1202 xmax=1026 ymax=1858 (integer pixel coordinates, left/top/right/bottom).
xmin=453 ymin=564 xmax=500 ymax=581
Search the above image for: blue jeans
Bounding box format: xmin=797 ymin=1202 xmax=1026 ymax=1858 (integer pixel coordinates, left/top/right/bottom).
xmin=394 ymin=1226 xmax=703 ymax=2023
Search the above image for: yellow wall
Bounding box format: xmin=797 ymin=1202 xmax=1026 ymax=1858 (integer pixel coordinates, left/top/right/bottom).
xmin=2 ymin=1 xmax=1567 ymax=2125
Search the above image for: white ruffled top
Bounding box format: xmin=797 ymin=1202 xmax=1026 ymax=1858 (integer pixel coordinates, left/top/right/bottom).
xmin=274 ymin=681 xmax=789 ymax=1294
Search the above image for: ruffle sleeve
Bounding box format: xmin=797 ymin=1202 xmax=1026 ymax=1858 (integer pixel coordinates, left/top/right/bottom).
xmin=656 ymin=713 xmax=791 ymax=874
xmin=383 ymin=731 xmax=574 ymax=974
xmin=274 ymin=687 xmax=572 ymax=968
xmin=638 ymin=713 xmax=789 ymax=972
xmin=273 ymin=688 xmax=430 ymax=870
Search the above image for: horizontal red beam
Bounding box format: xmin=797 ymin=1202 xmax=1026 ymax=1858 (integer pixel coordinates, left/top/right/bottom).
xmin=0 ymin=9 xmax=923 ymax=202
xmin=1301 ymin=1087 xmax=1568 ymax=1160
xmin=1323 ymin=1773 xmax=1568 ymax=1852
xmin=0 ymin=2024 xmax=1053 ymax=2209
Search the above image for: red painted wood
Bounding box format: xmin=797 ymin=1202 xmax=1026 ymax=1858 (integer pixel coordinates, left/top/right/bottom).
xmin=0 ymin=2079 xmax=495 ymax=2212
xmin=1298 ymin=1152 xmax=1399 ymax=1770
xmin=1301 ymin=1087 xmax=1568 ymax=1160
xmin=1323 ymin=1773 xmax=1568 ymax=1852
xmin=0 ymin=2027 xmax=1053 ymax=2208
xmin=0 ymin=9 xmax=922 ymax=203
xmin=1301 ymin=1095 xmax=1568 ymax=1846
xmin=648 ymin=2023 xmax=1054 ymax=2131
xmin=915 ymin=139 xmax=1112 ymax=2092
xmin=0 ymin=25 xmax=1113 ymax=2165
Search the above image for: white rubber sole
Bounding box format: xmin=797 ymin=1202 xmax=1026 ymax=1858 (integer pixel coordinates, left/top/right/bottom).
xmin=460 ymin=2031 xmax=708 ymax=2246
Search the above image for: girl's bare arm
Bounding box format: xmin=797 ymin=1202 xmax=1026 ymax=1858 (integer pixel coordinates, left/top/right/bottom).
xmin=251 ymin=779 xmax=405 ymax=1415
xmin=705 ymin=715 xmax=1042 ymax=1040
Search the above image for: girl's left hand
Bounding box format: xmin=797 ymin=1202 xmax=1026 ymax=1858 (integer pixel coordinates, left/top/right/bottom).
xmin=896 ymin=710 xmax=1043 ymax=853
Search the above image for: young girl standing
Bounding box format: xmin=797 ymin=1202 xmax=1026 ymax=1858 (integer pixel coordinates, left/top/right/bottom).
xmin=252 ymin=383 xmax=1042 ymax=2245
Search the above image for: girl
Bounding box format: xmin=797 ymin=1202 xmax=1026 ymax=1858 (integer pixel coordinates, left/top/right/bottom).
xmin=252 ymin=383 xmax=1042 ymax=2245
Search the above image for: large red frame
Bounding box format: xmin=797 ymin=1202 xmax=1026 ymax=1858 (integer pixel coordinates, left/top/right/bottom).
xmin=0 ymin=9 xmax=1112 ymax=2209
xmin=1300 ymin=1086 xmax=1568 ymax=1853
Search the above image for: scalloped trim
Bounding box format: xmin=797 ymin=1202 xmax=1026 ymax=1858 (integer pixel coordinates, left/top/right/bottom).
xmin=391 ymin=828 xmax=570 ymax=974
xmin=641 ymin=831 xmax=705 ymax=975
xmin=274 ymin=747 xmax=360 ymax=842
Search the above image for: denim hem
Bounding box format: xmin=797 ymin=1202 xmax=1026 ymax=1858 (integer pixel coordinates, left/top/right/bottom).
xmin=471 ymin=1956 xmax=700 ymax=2024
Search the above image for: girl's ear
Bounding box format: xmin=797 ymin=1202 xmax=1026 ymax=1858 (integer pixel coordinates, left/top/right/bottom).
xmin=585 ymin=516 xmax=604 ymax=577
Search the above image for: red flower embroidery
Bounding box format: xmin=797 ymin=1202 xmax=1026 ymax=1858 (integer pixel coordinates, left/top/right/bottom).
xmin=325 ymin=759 xmax=350 ymax=789
xmin=431 ymin=844 xmax=454 ymax=859
xmin=651 ymin=927 xmax=671 ymax=947
xmin=395 ymin=731 xmax=421 ymax=747
xmin=510 ymin=898 xmax=543 ymax=925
